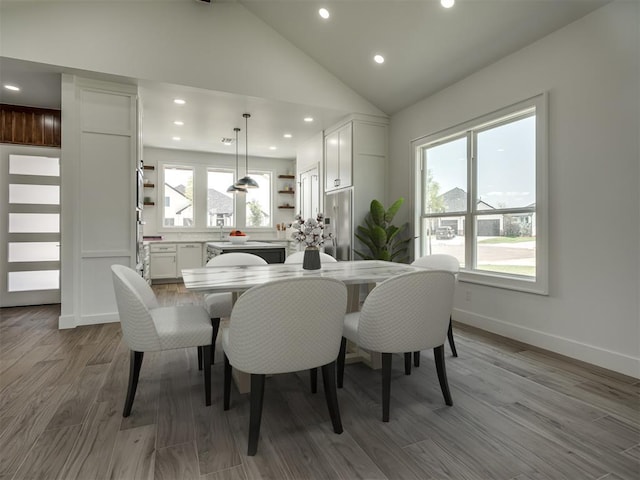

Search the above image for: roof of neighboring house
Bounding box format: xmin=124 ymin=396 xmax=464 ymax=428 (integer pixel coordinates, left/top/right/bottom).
xmin=438 ymin=187 xmax=496 ymax=211
xmin=207 ymin=189 xmax=233 ymax=215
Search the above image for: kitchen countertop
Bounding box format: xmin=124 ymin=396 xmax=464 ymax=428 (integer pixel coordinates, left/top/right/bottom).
xmin=207 ymin=241 xmax=286 ymax=249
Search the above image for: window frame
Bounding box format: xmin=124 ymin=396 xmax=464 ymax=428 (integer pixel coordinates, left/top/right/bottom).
xmin=413 ymin=94 xmax=548 ymax=294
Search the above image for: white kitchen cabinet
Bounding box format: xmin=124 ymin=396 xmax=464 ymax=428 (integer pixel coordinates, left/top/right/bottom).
xmin=324 ymin=122 xmax=352 ymax=192
xmin=150 ymin=243 xmax=177 ymax=280
xmin=177 ymin=243 xmax=203 ymax=271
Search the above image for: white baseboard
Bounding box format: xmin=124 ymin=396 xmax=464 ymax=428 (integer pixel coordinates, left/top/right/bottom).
xmin=58 ymin=312 xmax=120 ymax=329
xmin=453 ymin=308 xmax=640 ymax=379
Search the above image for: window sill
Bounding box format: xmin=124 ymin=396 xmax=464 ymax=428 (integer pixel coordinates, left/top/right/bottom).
xmin=458 ymin=270 xmax=548 ymax=295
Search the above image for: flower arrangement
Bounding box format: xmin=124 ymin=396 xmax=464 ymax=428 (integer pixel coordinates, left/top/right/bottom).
xmin=291 ymin=213 xmax=333 ymax=248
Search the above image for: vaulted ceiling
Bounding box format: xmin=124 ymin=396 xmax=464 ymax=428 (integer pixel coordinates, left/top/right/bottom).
xmin=0 ymin=0 xmax=609 ymax=157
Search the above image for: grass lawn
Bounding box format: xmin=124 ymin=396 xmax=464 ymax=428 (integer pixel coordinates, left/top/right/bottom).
xmin=478 ymin=236 xmax=535 ymax=244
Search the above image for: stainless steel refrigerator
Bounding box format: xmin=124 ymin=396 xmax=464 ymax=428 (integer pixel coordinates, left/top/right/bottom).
xmin=324 ymin=189 xmax=353 ymax=261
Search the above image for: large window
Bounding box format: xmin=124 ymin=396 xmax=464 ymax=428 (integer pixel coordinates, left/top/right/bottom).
xmin=246 ymin=171 xmax=272 ymax=228
xmin=160 ymin=163 xmax=273 ymax=230
xmin=415 ymin=95 xmax=547 ymax=294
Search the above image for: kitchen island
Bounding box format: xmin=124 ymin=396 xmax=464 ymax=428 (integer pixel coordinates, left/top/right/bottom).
xmin=206 ymin=241 xmax=287 ymax=264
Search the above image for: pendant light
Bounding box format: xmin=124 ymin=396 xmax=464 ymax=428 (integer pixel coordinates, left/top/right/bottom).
xmin=227 ymin=127 xmax=247 ymax=194
xmin=235 ymin=113 xmax=259 ymax=189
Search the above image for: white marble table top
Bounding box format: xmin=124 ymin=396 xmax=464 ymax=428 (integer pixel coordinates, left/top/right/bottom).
xmin=182 ymin=260 xmax=423 ymax=293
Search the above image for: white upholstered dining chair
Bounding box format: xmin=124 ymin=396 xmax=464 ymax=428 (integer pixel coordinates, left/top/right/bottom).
xmin=201 ymin=253 xmax=268 ymax=368
xmin=337 ymin=269 xmax=455 ymax=422
xmin=284 ymin=250 xmax=337 ymax=264
xmin=411 ymin=254 xmax=460 ymax=366
xmin=111 ymin=264 xmax=213 ymax=417
xmin=222 ymin=277 xmax=347 ymax=456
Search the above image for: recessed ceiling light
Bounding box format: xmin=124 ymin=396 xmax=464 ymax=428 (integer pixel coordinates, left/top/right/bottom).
xmin=4 ymin=84 xmax=20 ymax=91
xmin=319 ymin=8 xmax=330 ymax=19
xmin=374 ymin=54 xmax=385 ymax=64
xmin=173 ymin=98 xmax=186 ymax=105
xmin=283 ymin=133 xmax=293 ymax=139
xmin=441 ymin=0 xmax=455 ymax=8
xmin=173 ymin=120 xmax=184 ymax=126
xmin=269 ymin=146 xmax=277 ymax=150
xmin=172 ymin=136 xmax=181 ymax=141
xmin=304 ymin=117 xmax=314 ymax=122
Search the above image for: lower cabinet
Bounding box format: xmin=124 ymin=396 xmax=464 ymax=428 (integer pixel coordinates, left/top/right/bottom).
xmin=149 ymin=243 xmax=203 ymax=281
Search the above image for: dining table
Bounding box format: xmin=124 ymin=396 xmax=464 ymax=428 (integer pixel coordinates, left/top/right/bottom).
xmin=182 ymin=259 xmax=425 ymax=393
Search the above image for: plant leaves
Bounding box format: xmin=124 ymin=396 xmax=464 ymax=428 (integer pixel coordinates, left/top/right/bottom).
xmin=370 ymin=200 xmax=385 ymax=226
xmin=371 ymin=225 xmax=387 ymax=248
xmin=384 ymin=197 xmax=404 ymax=223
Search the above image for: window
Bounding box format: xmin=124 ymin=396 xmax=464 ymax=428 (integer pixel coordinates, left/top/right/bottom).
xmin=162 ymin=166 xmax=193 ymax=227
xmin=415 ymin=94 xmax=547 ymax=294
xmin=246 ymin=171 xmax=272 ymax=227
xmin=207 ymin=169 xmax=234 ymax=227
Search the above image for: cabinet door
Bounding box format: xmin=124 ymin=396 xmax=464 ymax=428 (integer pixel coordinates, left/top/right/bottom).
xmin=338 ymin=123 xmax=352 ymax=189
xmin=324 ymin=129 xmax=340 ymax=191
xmin=150 ymin=253 xmax=177 ymax=279
xmin=177 ymin=243 xmax=203 ymax=272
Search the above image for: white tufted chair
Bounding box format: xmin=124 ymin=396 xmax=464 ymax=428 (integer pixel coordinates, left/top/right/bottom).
xmin=284 ymin=250 xmax=338 ymax=264
xmin=337 ymin=270 xmax=455 ymax=422
xmin=201 ymin=253 xmax=268 ymax=369
xmin=111 ymin=265 xmax=213 ymax=417
xmin=222 ymin=277 xmax=347 ymax=456
xmin=410 ymin=254 xmax=460 ymax=366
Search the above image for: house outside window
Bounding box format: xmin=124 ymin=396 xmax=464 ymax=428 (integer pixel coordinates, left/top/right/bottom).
xmin=245 ymin=171 xmax=272 ymax=227
xmin=207 ymin=169 xmax=234 ymax=227
xmin=162 ymin=166 xmax=194 ymax=227
xmin=414 ymin=94 xmax=548 ymax=294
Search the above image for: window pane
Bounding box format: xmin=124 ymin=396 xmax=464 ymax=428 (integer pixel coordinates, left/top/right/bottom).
xmin=477 ymin=115 xmax=535 ymax=209
xmin=8 ymin=270 xmax=60 ymax=292
xmin=9 ymin=213 xmax=60 ymax=233
xmin=9 ymin=242 xmax=60 ymax=262
xmin=246 ymin=172 xmax=272 ymax=227
xmin=9 ymin=184 xmax=60 ymax=205
xmin=207 ymin=169 xmax=234 ymax=227
xmin=421 ymin=216 xmax=465 ymax=268
xmin=9 ymin=155 xmax=60 ymax=176
xmin=475 ymin=216 xmax=535 ymax=277
xmin=424 ymin=137 xmax=467 ymax=213
xmin=163 ymin=166 xmax=193 ymax=227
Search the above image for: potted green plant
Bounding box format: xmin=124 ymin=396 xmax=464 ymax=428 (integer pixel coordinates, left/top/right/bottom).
xmin=354 ymin=198 xmax=411 ymax=262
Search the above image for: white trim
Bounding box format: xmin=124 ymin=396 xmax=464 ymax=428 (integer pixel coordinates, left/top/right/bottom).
xmin=454 ymin=308 xmax=640 ymax=379
xmin=59 ymin=312 xmax=120 ymax=329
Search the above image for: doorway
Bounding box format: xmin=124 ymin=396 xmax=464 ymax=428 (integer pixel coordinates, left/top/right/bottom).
xmin=1 ymin=146 xmax=61 ymax=307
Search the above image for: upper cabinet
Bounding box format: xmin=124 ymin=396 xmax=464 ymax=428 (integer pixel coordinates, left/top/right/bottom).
xmin=324 ymin=122 xmax=352 ymax=192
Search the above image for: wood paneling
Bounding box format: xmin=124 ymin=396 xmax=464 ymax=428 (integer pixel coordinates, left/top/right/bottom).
xmin=0 ymin=104 xmax=61 ymax=147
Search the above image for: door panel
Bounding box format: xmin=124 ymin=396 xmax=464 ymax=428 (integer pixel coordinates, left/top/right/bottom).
xmin=1 ymin=147 xmax=61 ymax=307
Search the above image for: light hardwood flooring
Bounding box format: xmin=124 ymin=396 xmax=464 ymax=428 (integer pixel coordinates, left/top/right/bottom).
xmin=1 ymin=282 xmax=638 ymax=480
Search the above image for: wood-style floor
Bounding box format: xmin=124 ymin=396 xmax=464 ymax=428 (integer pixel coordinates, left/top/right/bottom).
xmin=1 ymin=283 xmax=638 ymax=480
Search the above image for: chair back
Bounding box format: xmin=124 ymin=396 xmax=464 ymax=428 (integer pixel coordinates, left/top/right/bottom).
xmin=206 ymin=252 xmax=268 ymax=267
xmin=284 ymin=251 xmax=337 ymax=264
xmin=357 ymin=270 xmax=454 ymax=353
xmin=111 ymin=264 xmax=162 ymax=351
xmin=412 ymin=254 xmax=459 ymax=273
xmin=227 ymin=277 xmax=347 ymax=374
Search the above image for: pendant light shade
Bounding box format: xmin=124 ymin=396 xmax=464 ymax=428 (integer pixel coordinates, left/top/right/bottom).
xmin=227 ymin=127 xmax=247 ymax=194
xmin=235 ymin=113 xmax=259 ymax=189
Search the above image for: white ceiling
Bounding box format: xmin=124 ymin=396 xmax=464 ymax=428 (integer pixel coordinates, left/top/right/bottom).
xmin=0 ymin=0 xmax=609 ymax=158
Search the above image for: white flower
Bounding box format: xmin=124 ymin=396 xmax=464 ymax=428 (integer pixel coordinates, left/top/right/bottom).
xmin=291 ymin=213 xmax=331 ymax=247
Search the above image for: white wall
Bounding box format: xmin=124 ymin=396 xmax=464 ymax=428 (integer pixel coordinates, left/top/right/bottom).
xmin=389 ymin=1 xmax=640 ymax=377
xmin=0 ymin=1 xmax=381 ymax=117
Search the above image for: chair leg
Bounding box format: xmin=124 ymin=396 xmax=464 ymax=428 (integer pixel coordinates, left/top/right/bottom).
xmin=309 ymin=368 xmax=318 ymax=394
xmin=413 ymin=351 xmax=420 ymax=367
xmin=447 ymin=317 xmax=458 ymax=357
xmin=337 ymin=337 xmax=347 ymax=388
xmin=123 ymin=350 xmax=144 ymax=417
xmin=202 ymin=345 xmax=212 ymax=406
xmin=321 ymin=361 xmax=343 ymax=434
xmin=434 ymin=345 xmax=453 ymax=406
xmin=197 ymin=346 xmax=203 ymax=371
xmin=248 ymin=374 xmax=266 ymax=456
xmin=404 ymin=352 xmax=412 ymax=375
xmin=223 ymin=353 xmax=232 ymax=411
xmin=211 ymin=318 xmax=220 ymax=364
xmin=381 ymin=353 xmax=392 ymax=422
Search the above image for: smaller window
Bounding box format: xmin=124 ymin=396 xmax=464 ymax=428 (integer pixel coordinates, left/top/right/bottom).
xmin=162 ymin=166 xmax=193 ymax=228
xmin=207 ymin=169 xmax=235 ymax=227
xmin=246 ymin=172 xmax=272 ymax=227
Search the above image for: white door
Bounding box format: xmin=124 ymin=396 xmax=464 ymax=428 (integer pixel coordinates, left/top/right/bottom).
xmin=1 ymin=147 xmax=61 ymax=307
